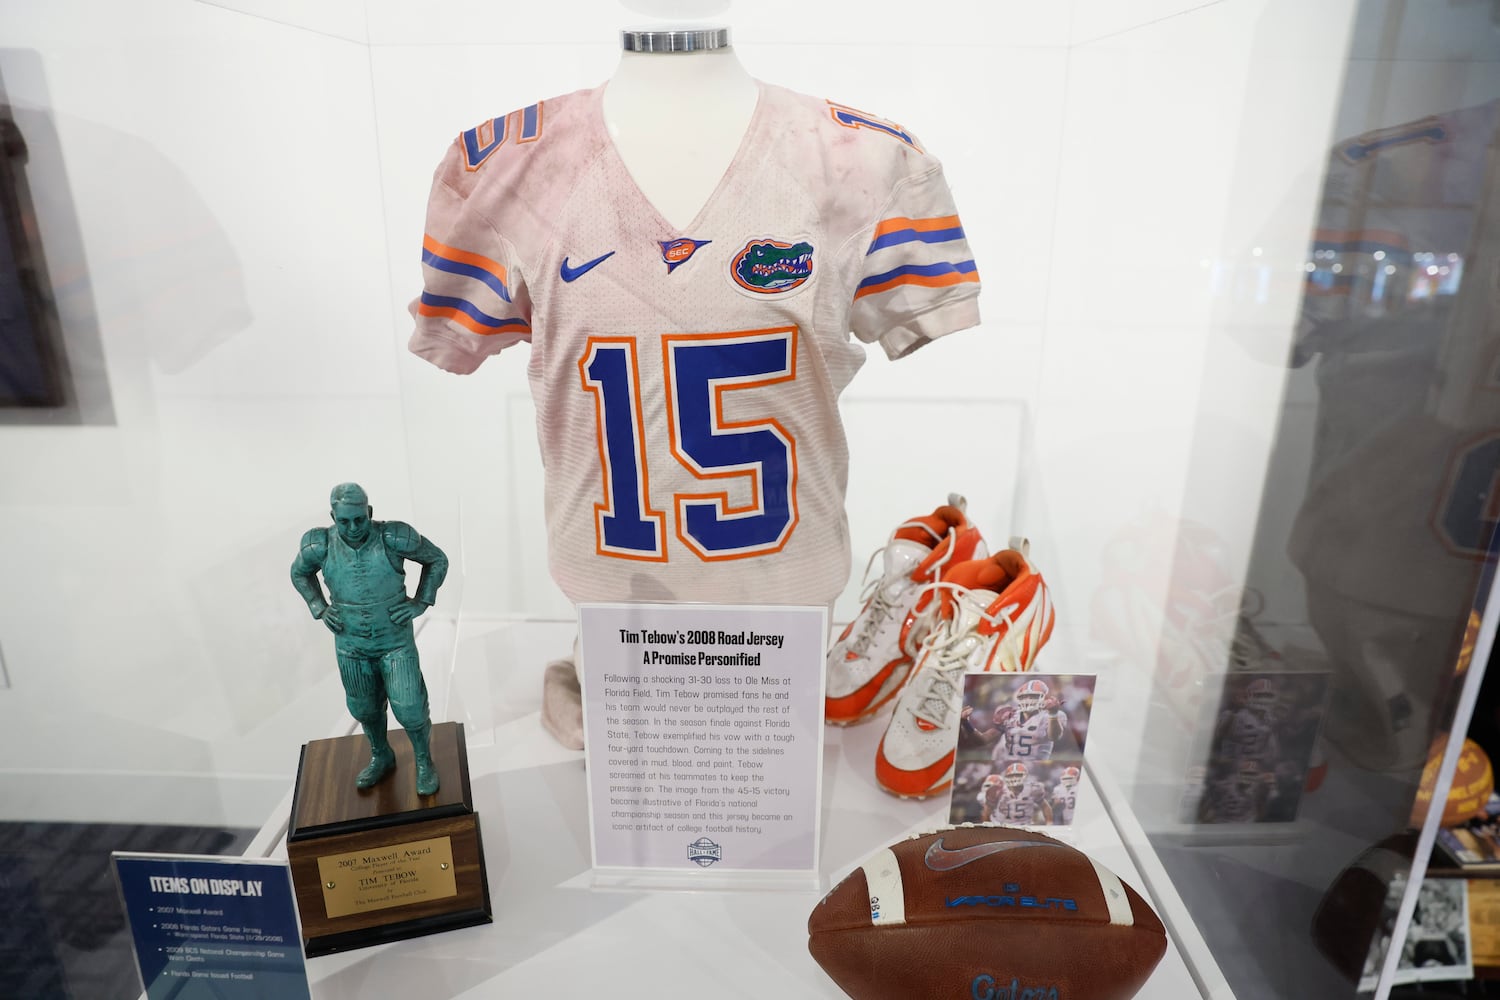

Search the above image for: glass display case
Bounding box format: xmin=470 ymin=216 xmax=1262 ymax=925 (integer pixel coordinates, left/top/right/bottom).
xmin=0 ymin=1 xmax=1495 ymax=998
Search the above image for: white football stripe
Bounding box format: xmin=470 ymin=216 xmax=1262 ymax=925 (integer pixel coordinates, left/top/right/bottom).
xmin=862 ymin=848 xmax=907 ymax=926
xmin=1090 ymin=858 xmax=1135 ymax=927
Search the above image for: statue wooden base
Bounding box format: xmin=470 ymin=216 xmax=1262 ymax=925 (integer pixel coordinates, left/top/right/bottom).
xmin=286 ymin=721 xmax=491 ymax=957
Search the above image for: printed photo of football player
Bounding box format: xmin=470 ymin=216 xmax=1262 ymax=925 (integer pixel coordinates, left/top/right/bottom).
xmin=1049 ymin=765 xmax=1082 ymax=825
xmin=980 ymin=763 xmax=1053 ymax=824
xmin=1183 ymin=671 xmax=1330 ymax=825
xmin=1396 ymin=879 xmax=1472 ymax=984
xmin=948 ymin=674 xmax=1096 ymax=827
xmin=1358 ymin=877 xmax=1472 ymax=991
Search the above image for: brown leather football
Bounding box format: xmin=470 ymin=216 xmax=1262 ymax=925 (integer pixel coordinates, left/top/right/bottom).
xmin=808 ymin=826 xmax=1167 ymax=1000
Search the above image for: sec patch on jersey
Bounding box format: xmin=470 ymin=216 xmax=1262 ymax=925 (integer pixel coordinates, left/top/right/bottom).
xmin=808 ymin=826 xmax=1166 ymax=1000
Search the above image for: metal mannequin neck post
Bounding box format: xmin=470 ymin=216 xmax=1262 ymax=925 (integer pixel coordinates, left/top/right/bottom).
xmin=620 ymin=27 xmax=731 ymax=53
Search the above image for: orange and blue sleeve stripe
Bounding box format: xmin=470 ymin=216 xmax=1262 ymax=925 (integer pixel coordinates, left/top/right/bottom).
xmin=419 ymin=234 xmax=529 ymax=336
xmin=866 ymin=215 xmax=966 ymax=254
xmin=856 ymin=213 xmax=978 ymax=300
xmin=855 ymin=260 xmax=978 ymax=300
xmin=422 ymin=235 xmax=513 ymax=302
xmin=416 ymin=293 xmax=530 ymax=336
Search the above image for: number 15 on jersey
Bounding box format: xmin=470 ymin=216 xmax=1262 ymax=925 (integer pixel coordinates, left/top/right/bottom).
xmin=579 ymin=326 xmax=800 ymax=564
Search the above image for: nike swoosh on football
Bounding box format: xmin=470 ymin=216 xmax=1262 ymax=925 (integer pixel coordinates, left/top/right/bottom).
xmin=923 ymin=838 xmax=1053 ymax=872
xmin=560 ymin=251 xmax=616 ymax=282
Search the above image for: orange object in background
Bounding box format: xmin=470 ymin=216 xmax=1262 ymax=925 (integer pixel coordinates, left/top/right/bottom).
xmin=1413 ymin=738 xmax=1494 ymax=828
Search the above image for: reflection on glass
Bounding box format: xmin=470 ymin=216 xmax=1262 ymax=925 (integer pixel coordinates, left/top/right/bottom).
xmin=1127 ymin=5 xmax=1500 ymax=994
xmin=1293 ymin=98 xmax=1498 ymax=779
xmin=1183 ymin=673 xmax=1330 ymax=826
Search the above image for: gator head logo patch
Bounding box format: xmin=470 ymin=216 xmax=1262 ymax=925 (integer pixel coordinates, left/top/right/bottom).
xmin=731 ymin=238 xmax=814 ymax=294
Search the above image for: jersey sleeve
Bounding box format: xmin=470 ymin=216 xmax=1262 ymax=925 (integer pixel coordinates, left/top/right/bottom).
xmin=849 ymin=163 xmax=981 ymax=360
xmin=407 ymin=144 xmax=533 ymax=375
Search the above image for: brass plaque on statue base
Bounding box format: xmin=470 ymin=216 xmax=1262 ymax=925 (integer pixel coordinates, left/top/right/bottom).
xmin=287 ymin=721 xmax=491 ymax=956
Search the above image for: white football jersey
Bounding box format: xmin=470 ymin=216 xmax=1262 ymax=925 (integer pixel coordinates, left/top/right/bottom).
xmin=409 ymin=83 xmax=981 ymax=606
xmin=993 ymin=709 xmax=1066 ymax=766
xmin=988 ymin=779 xmax=1049 ymax=824
xmin=1050 ymin=782 xmax=1077 ymax=825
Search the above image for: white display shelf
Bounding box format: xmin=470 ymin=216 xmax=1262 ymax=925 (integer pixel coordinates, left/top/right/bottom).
xmin=244 ymin=617 xmax=1233 ymax=999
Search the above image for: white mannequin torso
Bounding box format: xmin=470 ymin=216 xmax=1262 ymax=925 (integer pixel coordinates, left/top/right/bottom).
xmin=601 ymin=41 xmax=759 ymax=232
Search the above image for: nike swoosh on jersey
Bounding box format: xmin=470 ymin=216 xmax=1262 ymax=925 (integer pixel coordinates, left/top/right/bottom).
xmin=923 ymin=837 xmax=1053 ymax=872
xmin=560 ymin=251 xmax=616 ymax=282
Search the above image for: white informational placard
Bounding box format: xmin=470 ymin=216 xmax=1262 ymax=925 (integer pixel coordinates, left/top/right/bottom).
xmin=578 ymin=603 xmax=827 ymax=884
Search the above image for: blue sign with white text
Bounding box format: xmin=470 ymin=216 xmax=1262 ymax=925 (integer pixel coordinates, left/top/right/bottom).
xmin=113 ymin=853 xmax=311 ymax=999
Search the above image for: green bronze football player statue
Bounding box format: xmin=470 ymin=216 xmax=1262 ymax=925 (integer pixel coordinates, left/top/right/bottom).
xmin=291 ymin=483 xmax=449 ymax=796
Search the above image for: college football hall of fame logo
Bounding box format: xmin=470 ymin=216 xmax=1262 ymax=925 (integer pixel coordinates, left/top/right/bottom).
xmin=729 ymin=237 xmax=815 ymax=295
xmin=687 ymin=837 xmax=723 ymax=867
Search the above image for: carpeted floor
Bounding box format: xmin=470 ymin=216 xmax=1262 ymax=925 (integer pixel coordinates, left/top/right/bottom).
xmin=0 ymin=822 xmax=256 ymax=1000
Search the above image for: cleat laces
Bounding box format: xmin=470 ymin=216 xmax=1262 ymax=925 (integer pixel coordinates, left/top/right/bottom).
xmin=906 ymin=581 xmax=1021 ymax=728
xmin=845 ymin=520 xmax=960 ymax=660
xmin=847 ymin=579 xmax=898 ymax=659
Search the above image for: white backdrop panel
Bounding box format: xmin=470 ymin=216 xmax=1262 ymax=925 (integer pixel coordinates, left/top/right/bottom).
xmin=0 ymin=0 xmax=409 ymax=825
xmin=0 ymin=0 xmax=1372 ymax=830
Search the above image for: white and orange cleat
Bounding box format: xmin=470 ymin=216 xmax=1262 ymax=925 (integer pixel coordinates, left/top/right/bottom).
xmin=825 ymin=496 xmax=986 ymax=726
xmin=874 ymin=545 xmax=1056 ymax=798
